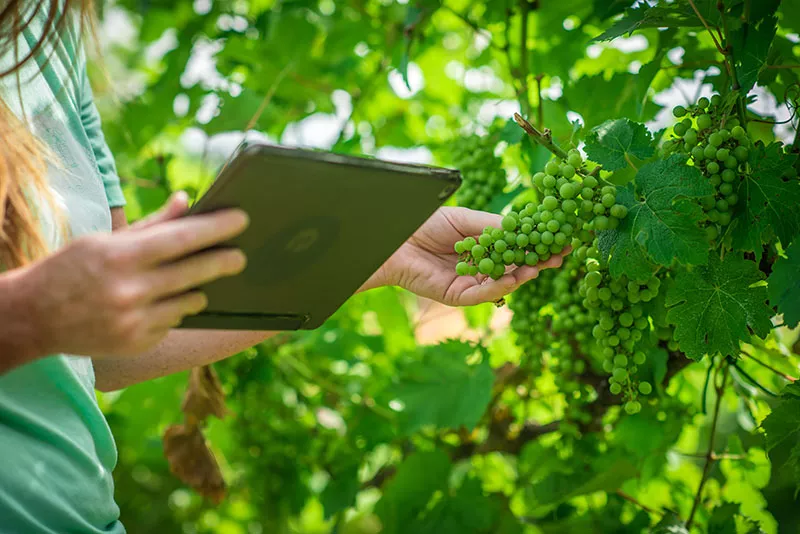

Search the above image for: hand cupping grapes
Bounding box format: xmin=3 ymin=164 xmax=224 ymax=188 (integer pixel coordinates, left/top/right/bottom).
xmin=452 ymin=149 xmax=626 ymax=280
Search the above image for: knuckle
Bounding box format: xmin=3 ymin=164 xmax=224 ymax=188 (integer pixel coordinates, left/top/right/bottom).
xmin=109 ymin=283 xmax=142 ymax=310
xmin=113 ymin=312 xmax=145 ymax=345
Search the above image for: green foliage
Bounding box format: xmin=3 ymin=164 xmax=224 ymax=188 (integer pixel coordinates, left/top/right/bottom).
xmin=388 ymin=342 xmax=494 ymax=436
xmin=584 ymin=119 xmax=655 ymax=172
xmin=666 ymin=253 xmax=772 ymax=360
xmin=602 ymin=156 xmax=713 ymax=271
xmin=91 ymin=1 xmax=800 ymax=533
xmin=768 ymin=240 xmax=800 ymax=328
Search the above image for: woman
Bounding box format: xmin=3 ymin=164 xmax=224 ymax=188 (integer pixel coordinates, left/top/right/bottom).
xmin=0 ymin=1 xmax=564 ymax=532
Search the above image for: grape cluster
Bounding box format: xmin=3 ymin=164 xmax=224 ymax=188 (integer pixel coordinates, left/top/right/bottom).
xmin=509 ymin=259 xmax=595 ymax=433
xmin=509 ymin=269 xmax=557 ymax=361
xmin=451 ymin=134 xmax=507 ymax=210
xmin=578 ymin=257 xmax=659 ymax=414
xmin=454 ymin=150 xmax=628 ymax=279
xmin=670 ymin=94 xmax=750 ymax=242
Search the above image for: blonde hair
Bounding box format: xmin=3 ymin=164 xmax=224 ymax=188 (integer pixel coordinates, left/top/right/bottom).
xmin=0 ymin=0 xmax=96 ymax=268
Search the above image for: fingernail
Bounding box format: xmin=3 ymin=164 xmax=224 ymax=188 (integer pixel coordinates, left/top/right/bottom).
xmin=174 ymin=191 xmax=189 ymax=205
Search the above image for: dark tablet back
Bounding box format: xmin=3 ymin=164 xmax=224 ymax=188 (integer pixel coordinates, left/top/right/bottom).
xmin=178 ymin=142 xmax=461 ymax=331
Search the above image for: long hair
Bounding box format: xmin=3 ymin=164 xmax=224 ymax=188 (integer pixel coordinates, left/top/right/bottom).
xmin=0 ymin=0 xmax=96 ymax=268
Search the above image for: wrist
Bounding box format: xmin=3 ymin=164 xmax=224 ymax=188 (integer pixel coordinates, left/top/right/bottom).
xmin=0 ymin=266 xmax=50 ymax=372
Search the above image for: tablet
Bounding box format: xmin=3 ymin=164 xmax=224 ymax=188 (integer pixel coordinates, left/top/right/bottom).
xmin=177 ymin=142 xmax=462 ymax=331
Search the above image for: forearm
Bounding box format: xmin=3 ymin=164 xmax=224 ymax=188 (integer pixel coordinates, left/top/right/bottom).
xmin=92 ymin=329 xmax=279 ymax=391
xmin=0 ymin=267 xmax=47 ymax=375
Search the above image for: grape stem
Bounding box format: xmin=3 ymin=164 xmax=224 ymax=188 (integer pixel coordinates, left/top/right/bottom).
xmin=513 ymin=112 xmax=569 ymax=160
xmin=686 ymin=361 xmax=729 ymax=529
xmin=740 ymin=348 xmax=797 ymax=382
xmin=615 ymin=489 xmax=665 ymax=517
xmin=686 ymin=0 xmax=726 ymax=55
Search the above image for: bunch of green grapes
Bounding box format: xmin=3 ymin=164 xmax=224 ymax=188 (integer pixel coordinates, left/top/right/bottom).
xmin=669 ymin=94 xmax=750 ymax=242
xmin=453 ymin=150 xmax=628 ymax=279
xmin=508 ymin=269 xmax=557 ymax=360
xmin=451 ymin=134 xmax=507 ymax=210
xmin=509 ymin=258 xmax=594 ymax=433
xmin=578 ymin=257 xmax=658 ymax=414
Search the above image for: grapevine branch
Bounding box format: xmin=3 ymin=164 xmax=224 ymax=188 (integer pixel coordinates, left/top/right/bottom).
xmin=740 ymin=349 xmax=797 ymax=382
xmin=686 ymin=0 xmax=725 ymax=55
xmin=513 ymin=112 xmax=568 ymax=159
xmin=518 ymin=0 xmax=532 ymax=117
xmin=615 ymin=489 xmax=664 ymax=517
xmin=687 ymin=362 xmax=729 ymax=529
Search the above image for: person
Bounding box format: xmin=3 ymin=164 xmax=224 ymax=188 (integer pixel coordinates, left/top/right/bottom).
xmin=0 ymin=1 xmax=566 ymax=532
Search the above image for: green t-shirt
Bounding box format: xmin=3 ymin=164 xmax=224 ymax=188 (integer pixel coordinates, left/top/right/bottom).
xmin=0 ymin=10 xmax=127 ymax=534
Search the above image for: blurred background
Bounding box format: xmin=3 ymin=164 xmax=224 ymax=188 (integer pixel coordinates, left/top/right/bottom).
xmin=86 ymin=1 xmax=800 ymax=533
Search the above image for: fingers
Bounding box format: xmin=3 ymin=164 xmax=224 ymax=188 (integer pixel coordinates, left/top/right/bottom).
xmin=134 ymin=209 xmax=250 ymax=266
xmin=144 ymin=247 xmax=247 ymax=300
xmin=443 ymin=206 xmax=503 ymax=237
xmin=452 ymin=248 xmax=571 ymax=306
xmin=148 ymin=290 xmax=210 ymax=329
xmin=129 ymin=191 xmax=190 ymax=231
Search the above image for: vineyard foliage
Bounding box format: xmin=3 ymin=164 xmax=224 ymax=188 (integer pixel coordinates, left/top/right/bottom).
xmin=93 ymin=0 xmax=800 ymax=533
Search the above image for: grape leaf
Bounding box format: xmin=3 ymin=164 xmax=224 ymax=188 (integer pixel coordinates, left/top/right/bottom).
xmin=731 ymin=15 xmax=779 ymax=94
xmin=768 ymin=240 xmax=800 ymax=328
xmin=597 ymin=187 xmax=656 ymax=281
xmin=374 ymin=450 xmax=452 ymax=534
xmin=388 ymin=341 xmax=494 ymax=436
xmin=761 ymin=384 xmax=800 ymax=496
xmin=626 ymin=155 xmax=714 ymax=268
xmin=708 ymin=503 xmax=739 ymax=534
xmin=733 ymin=142 xmax=800 ymax=257
xmin=591 ymin=4 xmax=695 ymax=42
xmin=666 ymin=253 xmax=772 ymax=360
xmin=525 ymin=457 xmax=638 ymax=508
xmin=649 ymin=513 xmax=689 ymax=534
xmin=320 ymin=462 xmax=360 ymax=519
xmin=412 ymin=477 xmax=501 ymax=534
xmin=584 ymin=119 xmax=655 ymax=172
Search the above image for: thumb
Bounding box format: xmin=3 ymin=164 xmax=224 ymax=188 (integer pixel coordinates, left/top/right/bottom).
xmin=129 ymin=191 xmax=190 ymax=231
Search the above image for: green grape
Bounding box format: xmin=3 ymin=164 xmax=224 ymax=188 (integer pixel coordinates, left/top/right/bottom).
xmin=463 ymin=237 xmax=476 ymax=249
xmin=491 ymin=263 xmax=506 ymax=279
xmin=502 ymin=215 xmax=517 ymax=231
xmin=454 ymin=241 xmax=465 ymax=254
xmin=610 ymin=204 xmax=628 ymax=218
xmin=543 ymin=174 xmax=557 ymax=189
xmin=709 ymin=132 xmax=723 ymax=147
xmin=479 ymin=234 xmax=492 ymax=247
xmin=706 ymin=161 xmax=720 ymax=174
xmin=543 ymin=196 xmax=559 ymax=211
xmin=567 ymin=153 xmax=582 ymax=168
xmin=613 ymin=368 xmax=627 ymax=382
xmin=614 ymin=354 xmax=628 ymax=367
xmin=697 ymin=96 xmax=710 ymax=109
xmin=673 ymin=105 xmax=687 ymax=118
xmin=624 ymin=401 xmax=641 ymax=415
xmin=601 ymin=193 xmax=616 ymax=208
xmin=525 ymin=252 xmax=539 ymax=266
xmin=716 ymin=148 xmax=730 ymax=161
xmin=533 ymin=172 xmax=546 ymax=189
xmin=471 ymin=244 xmax=486 ymax=259
xmin=478 ymin=258 xmax=495 ymax=275
xmin=711 ymin=94 xmax=722 ymax=106
xmin=545 ymin=160 xmax=561 ymax=176
xmin=697 ymin=114 xmax=712 ymax=130
xmin=734 ymin=145 xmax=749 ymax=162
xmin=495 ymin=239 xmax=508 ymax=253
xmin=561 ymin=164 xmax=576 ymax=179
xmin=674 ymin=122 xmax=688 ymax=136
xmin=639 ymin=382 xmax=652 ymax=395
xmin=610 ymin=383 xmax=623 ymax=395
xmin=456 ymin=262 xmax=469 ymax=276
